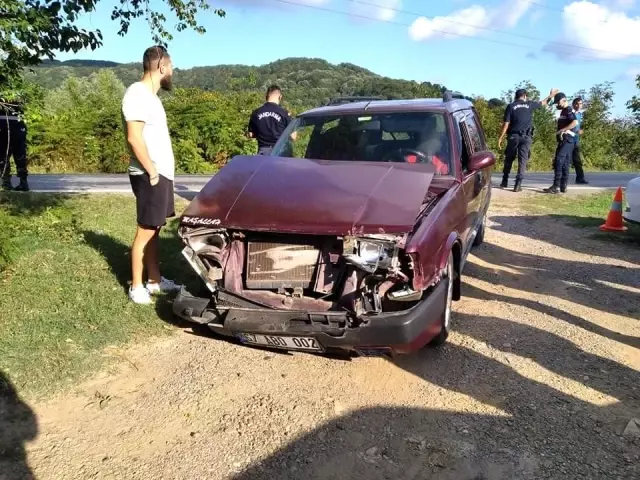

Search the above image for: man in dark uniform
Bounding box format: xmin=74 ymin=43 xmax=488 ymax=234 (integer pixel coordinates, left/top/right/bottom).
xmin=247 ymin=85 xmax=291 ymax=155
xmin=544 ymin=92 xmax=578 ymax=194
xmin=0 ymin=97 xmax=29 ymax=191
xmin=498 ymin=87 xmax=558 ymax=192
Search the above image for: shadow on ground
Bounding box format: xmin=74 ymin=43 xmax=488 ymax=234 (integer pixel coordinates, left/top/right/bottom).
xmin=490 ymin=214 xmax=640 ymax=253
xmin=0 ymin=372 xmax=38 ymax=480
xmin=467 ymin=235 xmax=640 ymax=321
xmin=81 ymin=222 xmax=210 ymax=332
xmin=0 ymin=192 xmax=72 ymax=217
xmin=230 ymin=312 xmax=639 ymax=479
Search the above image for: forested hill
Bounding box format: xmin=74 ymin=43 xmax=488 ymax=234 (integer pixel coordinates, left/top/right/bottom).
xmin=26 ymin=57 xmax=448 ymax=109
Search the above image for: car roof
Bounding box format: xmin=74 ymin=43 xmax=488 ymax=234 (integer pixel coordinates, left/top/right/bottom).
xmin=301 ymin=97 xmax=475 ymax=117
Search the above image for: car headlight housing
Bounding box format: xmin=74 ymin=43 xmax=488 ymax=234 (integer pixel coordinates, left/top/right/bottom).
xmin=343 ymin=236 xmax=399 ymax=273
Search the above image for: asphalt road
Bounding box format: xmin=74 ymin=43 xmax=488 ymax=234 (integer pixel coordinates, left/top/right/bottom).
xmin=12 ymin=172 xmax=640 ymax=197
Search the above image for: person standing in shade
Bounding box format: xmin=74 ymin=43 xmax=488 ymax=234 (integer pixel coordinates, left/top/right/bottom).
xmin=0 ymin=96 xmax=29 ymax=191
xmin=544 ymin=92 xmax=579 ymax=194
xmin=121 ymin=45 xmax=182 ymax=304
xmin=498 ymin=87 xmax=558 ymax=192
xmin=247 ymin=85 xmax=291 ymax=155
xmin=571 ymin=97 xmax=588 ymax=184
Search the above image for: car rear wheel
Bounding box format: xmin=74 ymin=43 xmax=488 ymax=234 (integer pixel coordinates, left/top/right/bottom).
xmin=428 ymin=251 xmax=454 ymax=347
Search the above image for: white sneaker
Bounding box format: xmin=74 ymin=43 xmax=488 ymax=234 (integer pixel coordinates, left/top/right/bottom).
xmin=129 ymin=285 xmax=153 ymax=304
xmin=146 ymin=277 xmax=182 ymax=295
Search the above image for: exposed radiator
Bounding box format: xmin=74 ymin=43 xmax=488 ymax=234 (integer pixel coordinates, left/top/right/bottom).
xmin=245 ymin=241 xmax=320 ymax=289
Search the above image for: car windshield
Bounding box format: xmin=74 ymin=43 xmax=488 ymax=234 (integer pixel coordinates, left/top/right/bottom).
xmin=271 ymin=111 xmax=452 ymax=175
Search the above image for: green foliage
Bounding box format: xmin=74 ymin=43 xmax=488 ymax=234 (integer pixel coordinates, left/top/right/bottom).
xmin=0 ymin=193 xmax=194 ymax=396
xmin=10 ymin=58 xmax=640 ymax=174
xmin=26 ymin=57 xmax=449 ymax=111
xmin=28 ymin=70 xmax=128 ymax=172
xmin=0 ymin=0 xmax=224 ymax=88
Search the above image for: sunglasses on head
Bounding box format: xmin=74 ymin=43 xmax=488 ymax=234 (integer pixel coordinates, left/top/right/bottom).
xmin=155 ymin=45 xmax=167 ymax=70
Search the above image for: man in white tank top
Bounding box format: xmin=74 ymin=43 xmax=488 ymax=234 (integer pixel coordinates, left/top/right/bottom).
xmin=121 ymin=45 xmax=181 ymax=304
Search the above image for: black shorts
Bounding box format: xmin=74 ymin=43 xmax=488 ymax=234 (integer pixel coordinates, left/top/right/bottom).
xmin=129 ymin=173 xmax=175 ymax=229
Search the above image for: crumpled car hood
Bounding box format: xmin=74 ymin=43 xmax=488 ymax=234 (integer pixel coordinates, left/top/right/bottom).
xmin=180 ymin=155 xmax=435 ymax=235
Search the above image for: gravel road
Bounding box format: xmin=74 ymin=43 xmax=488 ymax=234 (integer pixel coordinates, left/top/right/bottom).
xmin=2 ymin=204 xmax=639 ymax=480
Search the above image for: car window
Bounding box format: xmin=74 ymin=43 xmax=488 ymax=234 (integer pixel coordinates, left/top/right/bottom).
xmin=463 ymin=114 xmax=483 ymax=154
xmin=471 ymin=111 xmax=488 ymax=151
xmin=459 ymin=120 xmax=472 ymax=173
xmin=271 ymin=111 xmax=453 ymax=175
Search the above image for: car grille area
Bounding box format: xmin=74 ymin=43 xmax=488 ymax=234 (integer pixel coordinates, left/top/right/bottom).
xmin=245 ymin=240 xmax=320 ymax=289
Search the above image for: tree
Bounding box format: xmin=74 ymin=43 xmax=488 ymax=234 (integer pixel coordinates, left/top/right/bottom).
xmin=627 ymin=74 xmax=640 ymax=123
xmin=0 ymin=0 xmax=225 ymax=87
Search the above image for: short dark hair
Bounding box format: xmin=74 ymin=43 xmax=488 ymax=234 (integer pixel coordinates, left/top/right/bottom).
xmin=553 ymin=92 xmax=567 ymax=104
xmin=143 ymin=45 xmax=169 ymax=73
xmin=515 ymin=89 xmax=527 ymax=100
xmin=266 ymin=85 xmax=282 ymax=98
xmin=573 ymin=96 xmax=583 ymax=105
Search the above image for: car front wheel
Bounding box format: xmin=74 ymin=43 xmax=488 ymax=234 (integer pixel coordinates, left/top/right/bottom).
xmin=428 ymin=251 xmax=454 ymax=347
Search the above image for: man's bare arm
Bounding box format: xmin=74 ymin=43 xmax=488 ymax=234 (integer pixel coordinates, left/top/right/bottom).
xmin=541 ymin=88 xmax=559 ymax=106
xmin=126 ymin=121 xmax=158 ymax=184
xmin=498 ymin=121 xmax=509 ymax=148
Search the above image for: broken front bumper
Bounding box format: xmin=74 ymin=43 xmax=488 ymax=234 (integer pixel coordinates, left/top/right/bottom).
xmin=172 ymin=281 xmax=447 ymax=356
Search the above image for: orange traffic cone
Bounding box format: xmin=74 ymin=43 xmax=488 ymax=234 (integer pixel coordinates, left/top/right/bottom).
xmin=600 ymin=186 xmax=628 ymax=232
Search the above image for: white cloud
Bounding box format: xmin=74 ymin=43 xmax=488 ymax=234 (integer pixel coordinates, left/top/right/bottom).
xmin=617 ymin=66 xmax=640 ymax=80
xmin=408 ymin=0 xmax=532 ymax=42
xmin=544 ymin=1 xmax=640 ymax=60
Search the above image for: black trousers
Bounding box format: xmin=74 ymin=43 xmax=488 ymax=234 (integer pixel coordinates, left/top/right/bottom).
xmin=0 ymin=120 xmax=28 ymax=180
xmin=503 ymin=133 xmax=532 ymax=182
xmin=572 ymin=144 xmax=586 ymax=181
xmin=552 ymin=140 xmax=575 ymax=189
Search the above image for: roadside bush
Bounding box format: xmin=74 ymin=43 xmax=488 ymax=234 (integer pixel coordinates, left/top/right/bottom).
xmin=18 ymin=69 xmax=640 ymax=174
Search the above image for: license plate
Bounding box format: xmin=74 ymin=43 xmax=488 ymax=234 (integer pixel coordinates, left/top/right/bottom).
xmin=236 ymin=333 xmax=322 ymax=352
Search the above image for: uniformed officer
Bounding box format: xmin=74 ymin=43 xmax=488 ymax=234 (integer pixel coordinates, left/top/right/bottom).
xmin=498 ymin=88 xmax=558 ymax=192
xmin=571 ymin=97 xmax=588 ymax=184
xmin=544 ymin=92 xmax=578 ymax=194
xmin=247 ymin=85 xmax=291 ymax=155
xmin=0 ymin=97 xmax=29 ymax=191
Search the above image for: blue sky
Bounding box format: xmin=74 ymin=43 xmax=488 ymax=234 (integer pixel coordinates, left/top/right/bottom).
xmin=55 ymin=0 xmax=640 ymax=116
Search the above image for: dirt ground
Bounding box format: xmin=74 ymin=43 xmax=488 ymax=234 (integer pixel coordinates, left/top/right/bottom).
xmin=2 ymin=201 xmax=639 ymax=480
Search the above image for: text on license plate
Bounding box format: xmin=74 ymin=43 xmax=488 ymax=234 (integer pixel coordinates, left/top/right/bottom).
xmin=236 ymin=333 xmax=321 ymax=351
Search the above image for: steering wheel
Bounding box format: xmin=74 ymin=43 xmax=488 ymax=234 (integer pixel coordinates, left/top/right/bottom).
xmin=382 ymin=148 xmax=428 ymax=164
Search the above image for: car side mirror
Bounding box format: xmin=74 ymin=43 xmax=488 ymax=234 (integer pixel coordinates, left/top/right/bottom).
xmin=468 ymin=151 xmax=496 ymax=171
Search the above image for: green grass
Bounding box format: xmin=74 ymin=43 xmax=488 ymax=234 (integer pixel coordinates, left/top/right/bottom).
xmin=517 ymin=190 xmax=640 ymax=245
xmin=0 ymin=193 xmax=197 ymax=399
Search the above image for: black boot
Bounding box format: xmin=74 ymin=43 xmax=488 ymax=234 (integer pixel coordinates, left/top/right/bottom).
xmin=513 ymin=179 xmax=522 ymax=192
xmin=560 ymin=184 xmax=567 ymax=194
xmin=500 ymin=174 xmax=508 ymax=188
xmin=1 ymin=177 xmax=12 ymax=191
xmin=576 ymin=177 xmax=589 ymax=185
xmin=13 ymin=177 xmax=29 ymax=192
xmin=543 ymin=185 xmax=560 ymax=194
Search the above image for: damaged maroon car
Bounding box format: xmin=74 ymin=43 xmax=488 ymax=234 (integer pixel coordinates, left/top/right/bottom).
xmin=173 ymin=93 xmax=495 ymax=357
